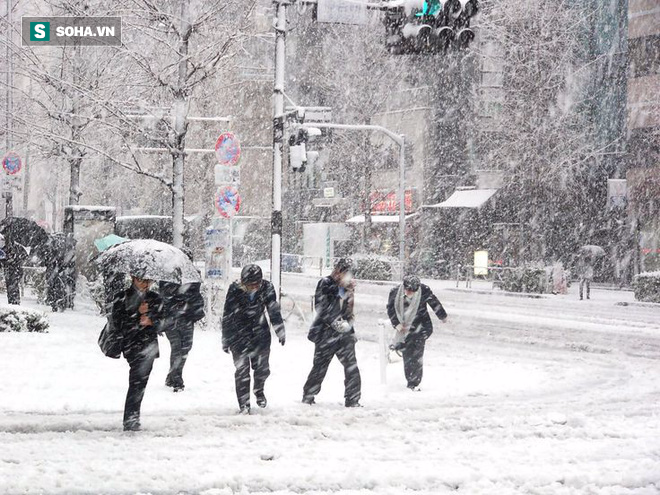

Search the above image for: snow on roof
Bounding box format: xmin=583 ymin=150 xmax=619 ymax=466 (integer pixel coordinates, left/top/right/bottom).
xmin=65 ymin=205 xmax=116 ymax=212
xmin=425 ymin=189 xmax=498 ymax=209
xmin=346 ymin=214 xmax=418 ymax=224
xmin=637 ymin=271 xmax=660 ymax=278
xmin=116 ymin=215 xmax=171 ymax=221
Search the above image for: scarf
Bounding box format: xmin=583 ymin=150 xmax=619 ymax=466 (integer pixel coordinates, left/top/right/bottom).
xmin=394 ymin=283 xmax=421 ymax=329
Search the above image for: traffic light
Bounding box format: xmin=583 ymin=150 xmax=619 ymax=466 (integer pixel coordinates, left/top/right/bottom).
xmin=384 ymin=0 xmax=478 ymax=54
xmin=289 ymin=129 xmax=307 ymax=172
xmin=289 ymin=126 xmax=323 ymax=172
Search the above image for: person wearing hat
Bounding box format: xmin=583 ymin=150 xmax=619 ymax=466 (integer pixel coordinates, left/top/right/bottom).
xmin=111 ymin=274 xmax=163 ymax=431
xmin=222 ymin=264 xmax=285 ymax=414
xmin=302 ymin=258 xmax=362 ymax=407
xmin=386 ymin=275 xmax=447 ymax=391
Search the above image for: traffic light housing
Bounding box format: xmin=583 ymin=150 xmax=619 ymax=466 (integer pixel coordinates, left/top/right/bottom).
xmin=384 ymin=0 xmax=479 ymax=54
xmin=289 ymin=129 xmax=307 ymax=172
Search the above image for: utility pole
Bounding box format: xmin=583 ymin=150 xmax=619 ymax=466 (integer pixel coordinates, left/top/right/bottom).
xmin=271 ymin=0 xmax=287 ymax=298
xmin=4 ymin=0 xmax=14 ymax=218
xmin=300 ymin=122 xmax=406 ymax=275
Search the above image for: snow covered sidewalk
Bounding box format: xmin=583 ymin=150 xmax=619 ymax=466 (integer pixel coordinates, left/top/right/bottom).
xmin=0 ymin=287 xmax=659 ymax=494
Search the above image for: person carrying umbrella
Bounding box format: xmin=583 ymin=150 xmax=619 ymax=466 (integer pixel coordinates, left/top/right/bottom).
xmin=576 ymin=254 xmax=594 ymax=300
xmin=111 ymin=272 xmax=163 ymax=431
xmin=576 ymin=245 xmax=603 ymax=300
xmin=222 ymin=264 xmax=286 ymax=414
xmin=386 ymin=275 xmax=447 ymax=391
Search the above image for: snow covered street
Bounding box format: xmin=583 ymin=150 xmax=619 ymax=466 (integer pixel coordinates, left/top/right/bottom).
xmin=1 ymin=279 xmax=659 ymax=494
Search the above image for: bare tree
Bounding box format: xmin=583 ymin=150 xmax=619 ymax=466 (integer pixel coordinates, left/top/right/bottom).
xmin=111 ymin=0 xmax=256 ymax=246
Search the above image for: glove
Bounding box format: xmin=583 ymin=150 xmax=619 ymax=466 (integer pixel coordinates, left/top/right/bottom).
xmin=279 ymin=335 xmax=286 ymax=346
xmin=332 ymin=319 xmax=352 ymax=333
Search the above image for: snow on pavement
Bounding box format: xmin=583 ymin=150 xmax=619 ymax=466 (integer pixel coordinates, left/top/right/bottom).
xmin=1 ymin=281 xmax=659 ymax=494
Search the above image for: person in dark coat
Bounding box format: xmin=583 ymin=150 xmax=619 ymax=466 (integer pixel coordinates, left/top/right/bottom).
xmin=111 ymin=275 xmax=163 ymax=431
xmin=302 ymin=258 xmax=362 ymax=407
xmin=386 ymin=275 xmax=447 ymax=391
xmin=159 ymin=281 xmax=205 ymax=392
xmin=3 ymin=235 xmax=26 ymax=305
xmin=222 ymin=265 xmax=285 ymax=414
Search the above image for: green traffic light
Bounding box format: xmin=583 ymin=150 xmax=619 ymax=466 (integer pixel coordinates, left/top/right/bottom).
xmin=414 ymin=0 xmax=441 ymax=17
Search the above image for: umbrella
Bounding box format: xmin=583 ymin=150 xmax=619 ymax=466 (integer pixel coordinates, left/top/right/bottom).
xmin=97 ymin=239 xmax=201 ymax=284
xmin=579 ymin=245 xmax=605 ymax=257
xmin=0 ymin=217 xmax=49 ymax=249
xmin=94 ymin=234 xmax=129 ymax=252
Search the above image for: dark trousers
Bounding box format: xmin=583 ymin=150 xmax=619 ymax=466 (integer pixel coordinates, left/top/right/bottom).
xmin=303 ymin=334 xmax=361 ymax=405
xmin=231 ymin=344 xmax=271 ymax=409
xmin=123 ymin=343 xmax=157 ymax=427
xmin=579 ymin=278 xmax=591 ymax=299
xmin=6 ymin=267 xmax=21 ymax=305
xmin=165 ymin=320 xmax=194 ymax=388
xmin=402 ymin=338 xmax=425 ymax=388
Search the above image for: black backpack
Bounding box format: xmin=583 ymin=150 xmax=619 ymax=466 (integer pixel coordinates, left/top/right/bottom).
xmin=98 ymin=318 xmax=122 ymax=359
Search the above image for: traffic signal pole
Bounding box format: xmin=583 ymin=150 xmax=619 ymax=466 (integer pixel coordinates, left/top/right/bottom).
xmin=270 ymin=0 xmax=411 ymax=297
xmin=271 ymin=0 xmax=287 ymax=298
xmin=300 ymin=123 xmax=406 ymax=278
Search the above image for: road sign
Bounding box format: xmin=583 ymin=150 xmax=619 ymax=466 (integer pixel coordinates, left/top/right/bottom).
xmin=214 ymin=185 xmax=241 ymax=218
xmin=215 ymin=132 xmax=241 ymax=166
xmin=205 ymin=224 xmax=230 ymax=279
xmin=214 ymin=164 xmax=240 ymax=186
xmin=2 ymin=152 xmax=22 ymax=175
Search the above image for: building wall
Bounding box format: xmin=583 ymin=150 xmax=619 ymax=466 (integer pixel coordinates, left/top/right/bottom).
xmin=627 ymin=0 xmax=660 ymax=272
xmin=627 ymin=0 xmax=660 ymax=169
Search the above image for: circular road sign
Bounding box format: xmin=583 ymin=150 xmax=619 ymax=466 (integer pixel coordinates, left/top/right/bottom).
xmin=2 ymin=152 xmax=22 ymax=175
xmin=214 ymin=185 xmax=241 ymax=218
xmin=215 ymin=132 xmax=241 ymax=166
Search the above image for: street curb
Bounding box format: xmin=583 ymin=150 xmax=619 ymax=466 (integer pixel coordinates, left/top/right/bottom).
xmin=446 ymin=288 xmax=549 ymax=299
xmin=615 ymin=301 xmax=660 ymax=309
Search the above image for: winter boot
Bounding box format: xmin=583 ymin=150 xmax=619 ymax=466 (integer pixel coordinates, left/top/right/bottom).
xmin=302 ymin=396 xmax=315 ymax=405
xmin=255 ymin=392 xmax=267 ymax=408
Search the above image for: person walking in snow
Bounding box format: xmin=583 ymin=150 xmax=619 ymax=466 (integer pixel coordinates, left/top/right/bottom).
xmin=159 ymin=281 xmax=205 ymax=392
xmin=222 ymin=264 xmax=285 ymax=414
xmin=111 ymin=274 xmax=163 ymax=431
xmin=302 ymin=258 xmax=362 ymax=408
xmin=386 ymin=275 xmax=447 ymax=391
xmin=576 ymin=254 xmax=594 ymax=300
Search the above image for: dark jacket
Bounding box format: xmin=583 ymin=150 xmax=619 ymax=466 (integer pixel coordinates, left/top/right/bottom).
xmin=111 ymin=285 xmax=163 ymax=358
xmin=386 ymin=283 xmax=446 ymax=341
xmin=159 ymin=281 xmax=205 ymax=325
xmin=308 ymin=276 xmax=355 ymax=344
xmin=222 ymin=280 xmax=285 ymax=352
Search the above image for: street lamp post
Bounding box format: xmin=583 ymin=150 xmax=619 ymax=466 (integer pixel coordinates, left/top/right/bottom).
xmin=300 ymin=122 xmax=406 ymax=276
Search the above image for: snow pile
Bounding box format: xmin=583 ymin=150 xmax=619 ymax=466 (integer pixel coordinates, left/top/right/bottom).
xmin=634 ymin=272 xmax=660 ymax=303
xmin=1 ymin=282 xmax=659 ymax=494
xmin=0 ymin=304 xmax=48 ymax=333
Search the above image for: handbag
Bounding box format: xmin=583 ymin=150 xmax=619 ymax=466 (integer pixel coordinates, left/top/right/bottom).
xmin=98 ymin=319 xmax=122 ymax=359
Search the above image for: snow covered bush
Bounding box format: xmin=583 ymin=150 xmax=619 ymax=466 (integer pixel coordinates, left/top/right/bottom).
xmin=500 ymin=266 xmax=548 ymax=294
xmin=0 ymin=306 xmax=49 ymax=333
xmin=633 ymin=272 xmax=660 ymax=303
xmin=353 ymin=254 xmax=395 ymax=281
